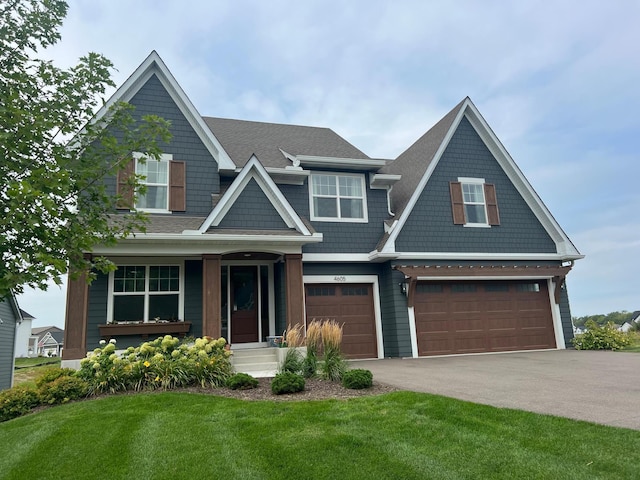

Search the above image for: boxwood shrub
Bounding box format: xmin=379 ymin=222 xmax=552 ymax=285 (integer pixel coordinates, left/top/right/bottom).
xmin=226 ymin=373 xmax=259 ymax=390
xmin=342 ymin=369 xmax=373 ymax=389
xmin=271 ymin=372 xmax=305 ymax=395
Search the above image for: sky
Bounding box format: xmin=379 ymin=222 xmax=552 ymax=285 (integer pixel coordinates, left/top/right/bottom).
xmin=17 ymin=0 xmax=640 ymax=328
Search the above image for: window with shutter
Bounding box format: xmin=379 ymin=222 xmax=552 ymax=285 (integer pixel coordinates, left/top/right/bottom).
xmin=449 ymin=178 xmax=500 ymax=227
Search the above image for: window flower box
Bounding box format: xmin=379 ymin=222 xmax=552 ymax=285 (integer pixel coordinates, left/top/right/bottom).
xmin=98 ymin=321 xmax=192 ymax=340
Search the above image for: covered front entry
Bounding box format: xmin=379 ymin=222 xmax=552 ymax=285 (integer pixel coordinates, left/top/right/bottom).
xmin=221 ymin=261 xmax=275 ymax=346
xmin=414 ymin=280 xmax=556 ymax=356
xmin=304 ymin=283 xmax=378 ymax=359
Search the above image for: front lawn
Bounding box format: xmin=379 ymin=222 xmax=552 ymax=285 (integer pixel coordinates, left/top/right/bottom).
xmin=1 ymin=392 xmax=638 ymax=479
xmin=12 ymin=357 xmax=61 ymax=387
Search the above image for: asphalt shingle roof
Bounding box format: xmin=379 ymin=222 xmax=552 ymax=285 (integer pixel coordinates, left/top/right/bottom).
xmin=203 ymin=117 xmax=371 ymax=168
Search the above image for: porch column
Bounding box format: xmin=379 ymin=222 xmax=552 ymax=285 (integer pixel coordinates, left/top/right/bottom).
xmin=62 ymin=265 xmax=89 ymax=361
xmin=284 ymin=253 xmax=304 ymax=329
xmin=202 ymin=254 xmax=222 ymax=338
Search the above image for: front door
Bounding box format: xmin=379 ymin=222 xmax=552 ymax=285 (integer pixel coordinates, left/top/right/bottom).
xmin=230 ymin=266 xmax=259 ymax=343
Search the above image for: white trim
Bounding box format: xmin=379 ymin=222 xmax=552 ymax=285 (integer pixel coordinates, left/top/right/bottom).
xmin=302 ymin=253 xmax=372 ymax=262
xmin=134 ymin=152 xmax=172 ymax=213
xmin=106 ymin=260 xmax=185 ymax=324
xmin=548 ymin=278 xmax=567 ymax=349
xmin=369 ymin=173 xmax=402 ymax=189
xmin=309 ymin=172 xmax=369 ymax=223
xmin=91 ymin=241 xmax=315 ymax=256
xmin=302 ymin=274 xmax=384 ymax=359
xmin=382 ymin=99 xmax=581 ymax=258
xmin=407 ymin=306 xmax=418 ymax=358
xmin=370 ymin=251 xmax=584 ymax=261
xmin=199 ymin=156 xmax=313 ymax=235
xmin=81 ymin=51 xmax=235 ymax=171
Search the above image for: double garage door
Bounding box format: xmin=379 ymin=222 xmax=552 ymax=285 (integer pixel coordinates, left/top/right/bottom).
xmin=414 ymin=280 xmax=556 ymax=356
xmin=304 ymin=284 xmax=377 ymax=359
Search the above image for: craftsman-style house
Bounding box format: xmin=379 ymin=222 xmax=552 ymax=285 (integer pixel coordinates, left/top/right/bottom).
xmin=62 ymin=52 xmax=582 ymax=367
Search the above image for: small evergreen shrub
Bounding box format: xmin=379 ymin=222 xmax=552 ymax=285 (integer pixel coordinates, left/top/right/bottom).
xmin=39 ymin=376 xmax=89 ymax=405
xmin=573 ymin=321 xmax=632 ymax=350
xmin=0 ymin=386 xmax=40 ymax=422
xmin=226 ymin=373 xmax=259 ymax=390
xmin=302 ymin=352 xmax=318 ymax=378
xmin=271 ymin=372 xmax=305 ymax=395
xmin=342 ymin=369 xmax=373 ymax=389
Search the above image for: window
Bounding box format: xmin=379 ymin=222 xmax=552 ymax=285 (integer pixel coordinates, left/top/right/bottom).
xmin=517 ymin=282 xmax=541 ymax=292
xmin=136 ymin=156 xmax=169 ymax=211
xmin=110 ymin=265 xmax=182 ymax=323
xmin=116 ymin=153 xmax=186 ymax=212
xmin=449 ymin=178 xmax=500 ymax=227
xmin=310 ymin=173 xmax=367 ymax=221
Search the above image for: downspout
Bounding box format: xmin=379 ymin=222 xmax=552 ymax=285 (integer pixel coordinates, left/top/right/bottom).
xmin=386 ymin=185 xmax=395 ymax=217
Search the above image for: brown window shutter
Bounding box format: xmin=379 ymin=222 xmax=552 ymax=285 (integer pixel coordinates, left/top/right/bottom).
xmin=169 ymin=160 xmax=186 ymax=211
xmin=449 ymin=182 xmax=465 ymax=224
xmin=484 ymin=183 xmax=500 ymax=225
xmin=116 ymin=159 xmax=135 ymax=209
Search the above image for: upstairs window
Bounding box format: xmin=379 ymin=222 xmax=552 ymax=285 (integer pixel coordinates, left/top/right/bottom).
xmin=449 ymin=177 xmax=500 ymax=227
xmin=310 ymin=173 xmax=367 ymax=222
xmin=116 ymin=153 xmax=186 ymax=212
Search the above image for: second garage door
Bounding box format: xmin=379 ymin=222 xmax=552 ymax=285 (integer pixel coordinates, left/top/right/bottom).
xmin=414 ymin=280 xmax=556 ymax=356
xmin=304 ymin=284 xmax=378 ymax=359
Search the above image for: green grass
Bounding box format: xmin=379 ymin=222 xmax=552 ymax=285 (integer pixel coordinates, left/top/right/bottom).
xmin=12 ymin=358 xmax=61 ymax=386
xmin=1 ymin=392 xmax=639 ymax=479
xmin=622 ymin=332 xmax=640 ymax=352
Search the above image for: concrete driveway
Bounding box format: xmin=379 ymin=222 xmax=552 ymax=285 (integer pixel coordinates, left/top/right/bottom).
xmin=357 ymin=350 xmax=640 ymax=430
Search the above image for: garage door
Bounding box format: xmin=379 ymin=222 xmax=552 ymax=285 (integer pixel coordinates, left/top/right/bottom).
xmin=305 ymin=284 xmax=377 ymax=359
xmin=414 ymin=280 xmax=556 ymax=356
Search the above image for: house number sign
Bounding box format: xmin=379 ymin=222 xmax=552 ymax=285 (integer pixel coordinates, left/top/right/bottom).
xmin=333 ymin=276 xmax=347 ymax=282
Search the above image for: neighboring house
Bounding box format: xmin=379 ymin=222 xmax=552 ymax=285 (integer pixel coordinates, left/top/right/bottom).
xmin=62 ymin=52 xmax=583 ymax=367
xmin=32 ymin=326 xmax=64 ymax=357
xmin=14 ymin=308 xmax=36 ymax=358
xmin=620 ymin=311 xmax=640 ymax=333
xmin=0 ymin=294 xmax=21 ymax=390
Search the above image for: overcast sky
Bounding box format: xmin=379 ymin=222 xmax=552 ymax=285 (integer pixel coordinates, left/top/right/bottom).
xmin=18 ymin=0 xmax=639 ymax=328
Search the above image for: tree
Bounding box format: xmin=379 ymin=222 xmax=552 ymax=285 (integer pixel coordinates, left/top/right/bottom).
xmin=0 ymin=0 xmax=171 ymax=297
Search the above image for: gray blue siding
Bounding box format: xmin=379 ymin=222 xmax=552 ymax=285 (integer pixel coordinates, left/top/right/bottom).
xmin=379 ymin=265 xmax=412 ymax=357
xmin=217 ymin=178 xmax=290 ymax=230
xmin=280 ymin=176 xmax=388 ymax=253
xmin=184 ymin=260 xmax=203 ymax=337
xmin=396 ymin=116 xmax=557 ymax=253
xmin=559 ymin=281 xmax=574 ymax=348
xmin=105 ymin=74 xmax=219 ymax=216
xmin=87 ymin=272 xmax=109 ymax=349
xmin=0 ymin=297 xmax=17 ymax=390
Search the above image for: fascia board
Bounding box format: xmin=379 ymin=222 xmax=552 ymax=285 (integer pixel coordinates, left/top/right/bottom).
xmin=198 ymin=156 xmax=312 ymax=235
xmin=382 ymin=101 xmax=469 ymax=253
xmin=462 ymin=103 xmax=581 ymax=257
xmin=82 ymin=51 xmax=235 ymax=171
xmin=296 ymin=155 xmax=386 ymax=170
xmin=374 ymin=251 xmax=584 ymax=261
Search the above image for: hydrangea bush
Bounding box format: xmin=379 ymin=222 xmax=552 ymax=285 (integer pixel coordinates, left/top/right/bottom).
xmin=77 ymin=336 xmax=233 ymax=394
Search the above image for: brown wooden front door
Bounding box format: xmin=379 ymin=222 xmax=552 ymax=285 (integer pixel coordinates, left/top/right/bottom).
xmin=230 ymin=266 xmax=259 ymax=343
xmin=414 ymin=280 xmax=556 ymax=356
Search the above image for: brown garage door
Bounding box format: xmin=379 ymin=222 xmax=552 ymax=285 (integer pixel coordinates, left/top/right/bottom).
xmin=305 ymin=284 xmax=377 ymax=359
xmin=415 ymin=280 xmax=556 ymax=356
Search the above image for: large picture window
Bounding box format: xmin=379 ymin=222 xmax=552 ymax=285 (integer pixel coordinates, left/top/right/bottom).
xmin=310 ymin=173 xmax=367 ymax=222
xmin=111 ymin=265 xmax=181 ymax=323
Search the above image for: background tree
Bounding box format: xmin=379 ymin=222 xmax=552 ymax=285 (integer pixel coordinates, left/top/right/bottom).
xmin=572 ymin=311 xmax=633 ymax=328
xmin=0 ymin=0 xmax=171 ymax=297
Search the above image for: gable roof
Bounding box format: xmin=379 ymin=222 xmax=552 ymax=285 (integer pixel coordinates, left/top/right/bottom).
xmin=31 ymin=326 xmax=63 ymax=336
xmin=19 ymin=308 xmax=34 ymax=320
xmin=88 ymin=51 xmax=235 ymax=171
xmin=203 ymin=117 xmax=371 ymax=168
xmin=377 ymin=97 xmax=582 ymax=260
xmin=199 ymin=155 xmax=316 ymax=237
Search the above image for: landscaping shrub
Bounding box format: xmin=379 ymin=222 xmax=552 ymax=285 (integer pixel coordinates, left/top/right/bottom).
xmin=39 ymin=376 xmax=89 ymax=405
xmin=319 ymin=320 xmax=346 ymax=381
xmin=77 ymin=336 xmax=234 ymax=394
xmin=271 ymin=372 xmax=305 ymax=395
xmin=302 ymin=353 xmax=318 ymax=378
xmin=342 ymin=369 xmax=373 ymax=389
xmin=303 ymin=320 xmax=321 ymax=378
xmin=0 ymin=386 xmax=40 ymax=422
xmin=573 ymin=321 xmax=632 ymax=350
xmin=35 ymin=367 xmax=78 ymax=389
xmin=226 ymin=373 xmax=259 ymax=390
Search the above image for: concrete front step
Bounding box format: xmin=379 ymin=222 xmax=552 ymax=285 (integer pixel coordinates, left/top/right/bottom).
xmin=231 ymin=348 xmax=279 ymax=377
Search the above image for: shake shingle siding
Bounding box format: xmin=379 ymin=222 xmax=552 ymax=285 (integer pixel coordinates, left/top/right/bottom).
xmin=217 ymin=178 xmax=289 ymax=230
xmin=86 ymin=272 xmax=109 ymax=349
xmin=106 ymin=74 xmax=220 ymax=216
xmin=0 ymin=297 xmax=17 ymax=390
xmin=396 ymin=117 xmax=557 ymax=253
xmin=280 ymin=179 xmax=388 ymax=253
xmin=379 ymin=266 xmax=412 ymax=357
xmin=559 ymin=281 xmax=574 ymax=348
